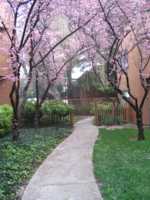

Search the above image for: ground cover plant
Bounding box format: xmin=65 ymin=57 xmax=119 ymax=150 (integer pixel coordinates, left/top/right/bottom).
xmin=93 ymin=128 xmax=150 ymax=200
xmin=0 ymin=127 xmax=72 ymax=200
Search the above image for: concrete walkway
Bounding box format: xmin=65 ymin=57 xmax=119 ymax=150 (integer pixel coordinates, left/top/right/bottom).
xmin=22 ymin=117 xmax=102 ymax=200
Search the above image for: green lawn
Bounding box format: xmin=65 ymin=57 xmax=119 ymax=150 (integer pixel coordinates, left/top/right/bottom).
xmin=0 ymin=127 xmax=72 ymax=200
xmin=93 ymin=128 xmax=150 ymax=200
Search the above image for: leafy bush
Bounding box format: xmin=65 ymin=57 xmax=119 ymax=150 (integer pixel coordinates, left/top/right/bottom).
xmin=0 ymin=105 xmax=13 ymax=137
xmin=22 ymin=100 xmax=74 ymax=126
xmin=22 ymin=100 xmax=37 ymax=125
xmin=97 ymin=102 xmax=112 ymax=111
xmin=41 ymin=100 xmax=74 ymax=124
xmin=97 ymin=103 xmax=114 ymax=125
xmin=97 ymin=85 xmax=116 ymax=96
xmin=90 ymin=102 xmax=112 ymax=114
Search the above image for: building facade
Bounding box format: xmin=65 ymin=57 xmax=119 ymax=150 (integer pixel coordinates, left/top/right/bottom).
xmin=0 ymin=1 xmax=12 ymax=104
xmin=119 ymin=32 xmax=150 ymax=125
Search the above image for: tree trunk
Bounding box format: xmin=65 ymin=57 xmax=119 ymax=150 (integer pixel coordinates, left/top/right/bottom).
xmin=34 ymin=71 xmax=40 ymax=128
xmin=34 ymin=102 xmax=41 ymax=128
xmin=12 ymin=115 xmax=20 ymax=141
xmin=10 ymin=81 xmax=20 ymax=141
xmin=34 ymin=110 xmax=40 ymax=128
xmin=136 ymin=111 xmax=145 ymax=141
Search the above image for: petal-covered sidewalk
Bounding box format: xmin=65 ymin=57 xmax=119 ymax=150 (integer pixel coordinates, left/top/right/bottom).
xmin=22 ymin=117 xmax=102 ymax=200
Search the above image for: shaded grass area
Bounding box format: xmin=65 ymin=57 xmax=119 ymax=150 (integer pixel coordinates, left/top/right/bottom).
xmin=93 ymin=128 xmax=150 ymax=200
xmin=0 ymin=127 xmax=72 ymax=200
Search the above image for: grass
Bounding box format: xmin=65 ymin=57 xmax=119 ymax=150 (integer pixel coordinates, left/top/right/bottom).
xmin=93 ymin=128 xmax=150 ymax=200
xmin=0 ymin=126 xmax=72 ymax=200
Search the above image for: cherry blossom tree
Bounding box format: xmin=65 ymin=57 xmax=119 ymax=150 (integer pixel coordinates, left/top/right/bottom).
xmin=97 ymin=0 xmax=150 ymax=140
xmin=0 ymin=0 xmax=95 ymax=140
xmin=67 ymin=0 xmax=150 ymax=140
xmin=21 ymin=11 xmax=89 ymax=127
xmin=0 ymin=0 xmax=149 ymax=140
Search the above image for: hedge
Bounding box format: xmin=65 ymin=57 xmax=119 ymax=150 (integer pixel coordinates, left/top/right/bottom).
xmin=23 ymin=100 xmax=74 ymax=126
xmin=0 ymin=100 xmax=74 ymax=137
xmin=0 ymin=105 xmax=13 ymax=137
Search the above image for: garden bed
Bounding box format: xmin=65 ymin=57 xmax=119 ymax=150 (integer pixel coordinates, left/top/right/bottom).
xmin=0 ymin=126 xmax=72 ymax=200
xmin=93 ymin=128 xmax=150 ymax=200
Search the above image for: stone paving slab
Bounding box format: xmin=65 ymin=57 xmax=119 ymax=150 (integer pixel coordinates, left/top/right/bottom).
xmin=22 ymin=117 xmax=102 ymax=200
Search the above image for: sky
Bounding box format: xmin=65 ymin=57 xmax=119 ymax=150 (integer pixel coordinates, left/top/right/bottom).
xmin=72 ymin=63 xmax=92 ymax=79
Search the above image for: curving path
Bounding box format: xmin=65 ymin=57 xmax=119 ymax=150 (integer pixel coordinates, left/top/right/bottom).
xmin=22 ymin=117 xmax=102 ymax=200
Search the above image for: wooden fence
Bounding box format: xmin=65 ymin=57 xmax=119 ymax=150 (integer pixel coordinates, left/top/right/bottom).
xmin=66 ymin=97 xmax=135 ymax=125
xmin=94 ymin=102 xmax=131 ymax=126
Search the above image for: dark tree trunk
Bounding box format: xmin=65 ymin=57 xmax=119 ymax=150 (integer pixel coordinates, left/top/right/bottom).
xmin=136 ymin=110 xmax=145 ymax=141
xmin=66 ymin=66 xmax=73 ymax=99
xmin=10 ymin=80 xmax=20 ymax=141
xmin=34 ymin=71 xmax=40 ymax=128
xmin=34 ymin=107 xmax=40 ymax=128
xmin=12 ymin=112 xmax=20 ymax=141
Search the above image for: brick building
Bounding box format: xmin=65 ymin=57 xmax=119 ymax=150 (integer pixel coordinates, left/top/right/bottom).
xmin=119 ymin=32 xmax=150 ymax=125
xmin=0 ymin=1 xmax=12 ymax=104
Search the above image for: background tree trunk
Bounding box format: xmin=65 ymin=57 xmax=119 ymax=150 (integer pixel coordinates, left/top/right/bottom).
xmin=34 ymin=106 xmax=40 ymax=128
xmin=34 ymin=71 xmax=40 ymax=128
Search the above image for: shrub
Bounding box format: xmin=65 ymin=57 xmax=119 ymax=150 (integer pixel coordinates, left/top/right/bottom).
xmin=90 ymin=102 xmax=112 ymax=114
xmin=22 ymin=100 xmax=37 ymax=125
xmin=0 ymin=105 xmax=13 ymax=137
xmin=41 ymin=100 xmax=74 ymax=124
xmin=22 ymin=100 xmax=74 ymax=126
xmin=97 ymin=85 xmax=116 ymax=96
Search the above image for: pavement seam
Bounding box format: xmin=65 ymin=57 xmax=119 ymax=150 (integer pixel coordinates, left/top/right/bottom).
xmin=39 ymin=181 xmax=98 ymax=187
